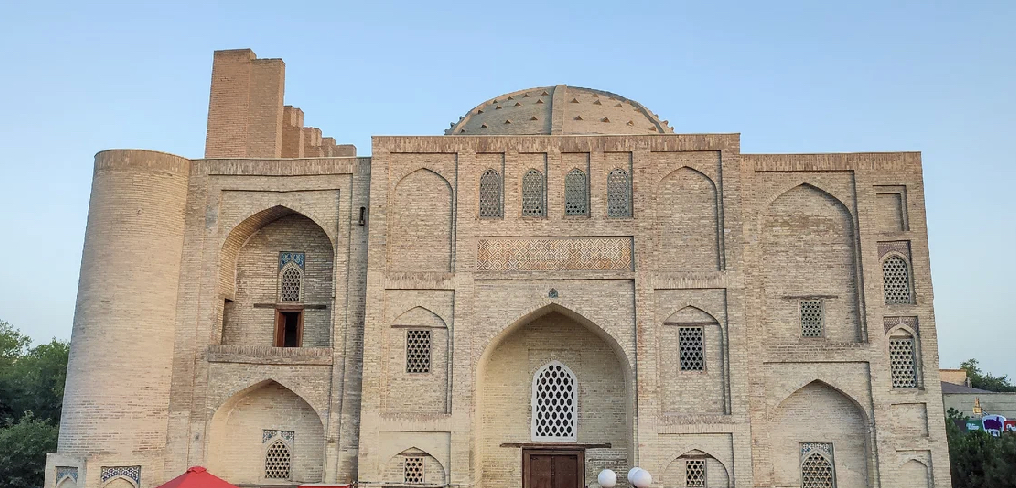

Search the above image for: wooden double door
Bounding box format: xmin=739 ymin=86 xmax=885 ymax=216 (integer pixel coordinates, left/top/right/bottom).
xmin=523 ymin=449 xmax=584 ymax=488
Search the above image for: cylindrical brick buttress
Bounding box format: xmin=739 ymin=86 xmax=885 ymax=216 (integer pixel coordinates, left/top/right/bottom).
xmin=58 ymin=150 xmax=190 ymax=463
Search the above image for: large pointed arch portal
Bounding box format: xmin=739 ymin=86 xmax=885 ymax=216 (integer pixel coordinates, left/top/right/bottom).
xmin=476 ymin=304 xmax=633 ymax=488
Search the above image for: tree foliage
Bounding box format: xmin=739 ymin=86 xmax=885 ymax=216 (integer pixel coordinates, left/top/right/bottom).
xmin=960 ymin=358 xmax=1016 ymax=392
xmin=947 ymin=408 xmax=1016 ymax=487
xmin=0 ymin=319 xmax=69 ymax=488
xmin=0 ymin=413 xmax=59 ymax=488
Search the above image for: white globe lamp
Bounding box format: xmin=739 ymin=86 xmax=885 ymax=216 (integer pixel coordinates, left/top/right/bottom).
xmin=597 ymin=469 xmax=617 ymax=488
xmin=627 ymin=467 xmax=642 ymax=484
xmin=630 ymin=468 xmax=652 ymax=488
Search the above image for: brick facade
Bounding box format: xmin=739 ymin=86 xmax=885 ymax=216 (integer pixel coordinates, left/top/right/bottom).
xmin=47 ymin=49 xmax=950 ymax=488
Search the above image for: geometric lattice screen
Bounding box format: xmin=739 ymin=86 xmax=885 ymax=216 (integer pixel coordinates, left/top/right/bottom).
xmin=479 ymin=168 xmax=502 ymax=218
xmin=606 ymin=168 xmax=631 ymax=218
xmin=532 ymin=361 xmax=577 ymax=441
xmin=279 ymin=266 xmax=303 ymax=302
xmin=278 ymin=252 xmax=305 ymax=302
xmin=801 ymin=443 xmax=835 ymax=488
xmin=800 ymin=300 xmax=824 ymax=337
xmin=522 ymin=169 xmax=546 ymax=217
xmin=685 ymin=459 xmax=706 ymax=487
xmin=264 ymin=440 xmax=292 ymax=479
xmin=564 ymin=168 xmax=588 ymax=216
xmin=679 ymin=327 xmax=705 ymax=371
xmin=406 ymin=329 xmax=431 ymax=374
xmin=889 ymin=336 xmax=918 ymax=388
xmin=404 ymin=456 xmax=425 ymax=484
xmin=883 ymin=255 xmax=912 ymax=304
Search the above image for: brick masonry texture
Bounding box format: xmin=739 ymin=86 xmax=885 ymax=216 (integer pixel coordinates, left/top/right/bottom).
xmin=46 ymin=49 xmax=951 ymax=488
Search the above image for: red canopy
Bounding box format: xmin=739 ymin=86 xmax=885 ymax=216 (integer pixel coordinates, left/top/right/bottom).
xmin=155 ymin=466 xmax=238 ymax=488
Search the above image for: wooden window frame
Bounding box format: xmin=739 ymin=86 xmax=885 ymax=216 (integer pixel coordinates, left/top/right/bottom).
xmin=274 ymin=306 xmax=304 ymax=347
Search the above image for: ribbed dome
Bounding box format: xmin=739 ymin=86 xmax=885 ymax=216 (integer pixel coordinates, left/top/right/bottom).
xmin=446 ymin=85 xmax=673 ymax=136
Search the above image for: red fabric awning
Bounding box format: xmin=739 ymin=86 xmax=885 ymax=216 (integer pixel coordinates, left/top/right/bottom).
xmin=155 ymin=466 xmax=238 ymax=488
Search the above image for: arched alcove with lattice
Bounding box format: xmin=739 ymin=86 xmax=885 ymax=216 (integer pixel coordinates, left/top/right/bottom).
xmin=206 ymin=380 xmax=325 ymax=485
xmin=762 ymin=184 xmax=861 ymax=343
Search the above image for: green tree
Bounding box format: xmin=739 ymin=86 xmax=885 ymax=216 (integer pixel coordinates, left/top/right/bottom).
xmin=4 ymin=339 xmax=70 ymax=424
xmin=960 ymin=358 xmax=1016 ymax=393
xmin=0 ymin=319 xmax=69 ymax=488
xmin=0 ymin=413 xmax=59 ymax=488
xmin=947 ymin=408 xmax=1016 ymax=487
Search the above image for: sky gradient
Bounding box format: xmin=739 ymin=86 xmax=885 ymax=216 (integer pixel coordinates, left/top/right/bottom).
xmin=0 ymin=1 xmax=1013 ymax=378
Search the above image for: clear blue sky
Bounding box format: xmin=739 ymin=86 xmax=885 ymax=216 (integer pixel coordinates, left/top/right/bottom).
xmin=0 ymin=1 xmax=1013 ymax=379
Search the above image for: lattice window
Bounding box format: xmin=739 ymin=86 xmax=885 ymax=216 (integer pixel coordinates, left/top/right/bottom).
xmin=531 ymin=361 xmax=577 ymax=441
xmin=264 ymin=440 xmax=292 ymax=479
xmin=479 ymin=168 xmax=502 ymax=218
xmin=278 ymin=251 xmax=305 ymax=302
xmin=679 ymin=327 xmax=704 ymax=371
xmin=801 ymin=443 xmax=835 ymax=488
xmin=406 ymin=329 xmax=431 ymax=373
xmin=564 ymin=168 xmax=588 ymax=216
xmin=404 ymin=456 xmax=425 ymax=484
xmin=800 ymin=300 xmax=824 ymax=337
xmin=606 ymin=168 xmax=631 ymax=218
xmin=883 ymin=255 xmax=912 ymax=304
xmin=889 ymin=335 xmax=918 ymax=388
xmin=100 ymin=466 xmax=141 ymax=486
xmin=522 ymin=169 xmax=546 ymax=217
xmin=686 ymin=459 xmax=706 ymax=487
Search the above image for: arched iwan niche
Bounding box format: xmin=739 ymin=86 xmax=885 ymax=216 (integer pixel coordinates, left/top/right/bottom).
xmin=762 ymin=184 xmax=861 ymax=343
xmin=207 ymin=380 xmax=325 ymax=485
xmin=476 ymin=306 xmax=632 ymax=488
xmin=382 ymin=447 xmax=447 ymax=486
xmin=219 ymin=208 xmax=335 ymax=347
xmin=898 ymin=459 xmax=931 ymax=488
xmin=389 ymin=169 xmax=453 ymax=272
xmin=769 ymin=380 xmax=871 ymax=488
xmin=656 ymin=167 xmax=721 ymax=271
xmin=661 ymin=449 xmax=731 ymax=488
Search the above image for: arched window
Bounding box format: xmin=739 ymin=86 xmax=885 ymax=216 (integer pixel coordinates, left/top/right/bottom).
xmin=278 ymin=252 xmax=304 ymax=302
xmin=479 ymin=169 xmax=502 ymax=218
xmin=522 ymin=169 xmax=546 ymax=217
xmin=264 ymin=439 xmax=292 ymax=479
xmin=889 ymin=330 xmax=918 ymax=388
xmin=564 ymin=168 xmax=588 ymax=216
xmin=882 ymin=255 xmax=912 ymax=304
xmin=606 ymin=168 xmax=631 ymax=218
xmin=531 ymin=361 xmax=577 ymax=442
xmin=801 ymin=443 xmax=835 ymax=488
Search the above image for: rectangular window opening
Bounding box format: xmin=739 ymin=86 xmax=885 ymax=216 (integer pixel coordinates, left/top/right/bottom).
xmin=800 ymin=300 xmax=824 ymax=337
xmin=679 ymin=326 xmax=705 ymax=371
xmin=275 ymin=310 xmax=304 ymax=347
xmin=406 ymin=329 xmax=432 ymax=373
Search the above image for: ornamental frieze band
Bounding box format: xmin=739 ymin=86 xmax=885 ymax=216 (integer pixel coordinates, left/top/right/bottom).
xmin=476 ymin=237 xmax=633 ymax=271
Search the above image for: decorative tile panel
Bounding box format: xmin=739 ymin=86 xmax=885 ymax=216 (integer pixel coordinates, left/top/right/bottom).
xmin=476 ymin=237 xmax=633 ymax=271
xmin=883 ymin=316 xmax=918 ymax=334
xmin=56 ymin=466 xmax=78 ymax=483
xmin=877 ymin=240 xmax=910 ymax=259
xmin=263 ymin=429 xmax=295 ymax=443
xmin=100 ymin=466 xmax=141 ymax=486
xmin=801 ymin=442 xmax=833 ymax=458
xmin=279 ymin=251 xmax=305 ymax=269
